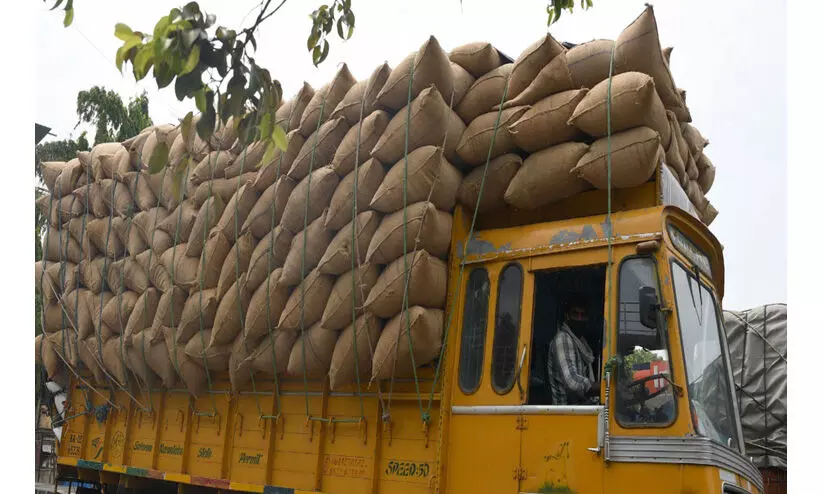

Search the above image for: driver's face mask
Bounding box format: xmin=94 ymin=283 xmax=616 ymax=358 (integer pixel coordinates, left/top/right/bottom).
xmin=566 ymin=308 xmax=589 ymax=334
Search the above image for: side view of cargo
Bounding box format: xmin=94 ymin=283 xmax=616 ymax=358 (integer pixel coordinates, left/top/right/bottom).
xmin=36 ymin=5 xmax=764 ymax=494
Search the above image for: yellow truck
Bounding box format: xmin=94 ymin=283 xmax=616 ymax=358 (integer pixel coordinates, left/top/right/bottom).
xmin=54 ymin=163 xmax=764 ymax=494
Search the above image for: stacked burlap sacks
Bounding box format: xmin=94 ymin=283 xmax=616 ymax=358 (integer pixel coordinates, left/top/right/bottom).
xmin=35 ymin=5 xmax=718 ymax=397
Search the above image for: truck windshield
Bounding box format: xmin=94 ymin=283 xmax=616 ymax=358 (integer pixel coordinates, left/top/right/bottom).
xmin=671 ymin=260 xmax=741 ymax=451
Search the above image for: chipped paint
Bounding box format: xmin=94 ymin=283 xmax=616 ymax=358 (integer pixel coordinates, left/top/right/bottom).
xmin=456 ymin=234 xmax=512 ymax=258
xmin=549 ymin=225 xmax=600 ymax=245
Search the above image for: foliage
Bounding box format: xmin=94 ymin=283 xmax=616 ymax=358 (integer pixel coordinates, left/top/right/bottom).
xmin=547 ymin=0 xmax=594 ymax=26
xmin=76 ymin=86 xmax=153 ymax=144
xmin=623 ymin=347 xmax=662 ymax=368
xmin=35 ymin=133 xmax=90 ymax=181
xmin=538 ymin=481 xmax=575 ymax=494
xmin=45 ymin=0 xmax=74 ymax=27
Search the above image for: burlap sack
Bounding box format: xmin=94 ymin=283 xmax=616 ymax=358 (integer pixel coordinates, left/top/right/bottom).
xmin=37 ymin=261 xmax=78 ymax=302
xmin=687 ymin=180 xmax=709 ymax=213
xmin=153 ymin=286 xmax=187 ymax=330
xmin=248 ymin=330 xmax=298 ymax=377
xmin=176 ymin=289 xmax=219 ymax=344
xmin=331 ymin=63 xmax=392 ymax=125
xmin=697 ymin=154 xmax=715 ymax=194
xmin=253 ymin=131 xmax=304 ymax=193
xmin=72 ymin=181 xmax=108 ymax=218
xmin=62 ymin=288 xmax=93 ymax=338
xmin=372 ymin=307 xmax=443 ymax=380
xmin=225 ymin=140 xmax=266 ymax=178
xmin=329 ymin=110 xmax=390 ymax=177
xmin=47 ymin=329 xmax=80 ymax=369
xmin=133 ymin=249 xmax=172 ymax=293
xmin=507 ymin=34 xmax=565 ymax=101
xmin=289 ymin=117 xmax=350 ymax=181
xmin=318 ymin=211 xmax=382 ymax=276
xmin=211 ymin=277 xmax=251 ymax=347
xmin=702 ymin=203 xmax=718 ymax=226
xmin=328 ymin=313 xmax=383 ymax=389
xmin=245 ymin=226 xmax=293 ymax=292
xmin=365 ymin=202 xmax=453 ymax=264
xmin=79 ymin=256 xmax=107 ymax=294
xmin=109 ymin=257 xmax=149 ymax=293
xmin=167 ymin=134 xmax=188 ymax=169
xmin=77 ymin=335 xmax=107 ymax=385
xmin=664 ymin=111 xmax=688 ymax=184
xmin=371 ymin=86 xmax=465 ymax=167
xmin=216 ymin=231 xmax=257 ymax=300
xmin=687 ymin=154 xmax=700 ymax=181
xmin=159 ymin=244 xmax=199 ymax=288
xmin=83 ymin=218 xmax=124 ymax=259
xmin=456 ymin=106 xmax=529 ymax=167
xmin=457 ymin=64 xmax=513 ymax=123
xmin=276 ymin=82 xmax=315 ymax=132
xmin=681 ymin=123 xmax=709 ymax=158
xmin=102 ymin=338 xmax=129 ymax=386
xmin=185 ymin=330 xmax=230 ymax=371
xmin=65 ymin=216 xmax=97 ymax=259
xmin=212 ymin=182 xmax=259 ymax=241
xmin=110 ymin=146 xmax=135 ymax=178
xmin=246 ymin=175 xmax=298 ymax=240
xmin=449 ymin=42 xmax=503 ymax=78
xmin=198 ymin=231 xmax=232 ymax=290
xmin=509 ymin=89 xmax=588 ymax=153
xmin=321 ymin=264 xmax=380 ymax=330
xmin=614 ymin=5 xmax=684 ymax=113
xmin=165 ymin=339 xmax=208 ymax=397
xmin=326 ymin=158 xmax=385 ymax=231
xmin=125 ymin=288 xmax=161 ymax=339
xmin=208 ymin=117 xmax=238 ymax=152
xmin=457 ymin=153 xmax=523 ymax=214
xmin=39 ymin=333 xmax=61 ymax=379
xmin=193 ymin=174 xmax=256 ymax=207
xmin=40 ymin=161 xmax=69 ymax=193
xmin=371 ymin=146 xmax=461 ymax=213
xmin=245 ymin=268 xmax=292 ymax=341
xmin=572 ymin=127 xmax=662 ymax=189
xmin=90 ymin=143 xmax=126 ymax=180
xmin=36 ymin=194 xmax=79 ymax=227
xmin=568 ymin=72 xmax=670 ymax=147
xmin=287 ymin=323 xmax=340 ymax=378
xmin=129 ymin=327 xmax=174 ymax=389
xmin=299 ymin=64 xmax=356 ymax=137
xmin=229 ymin=332 xmax=261 ymax=393
xmin=126 ymin=331 xmax=159 ymax=388
xmin=278 ymin=269 xmax=335 ymax=331
xmin=156 ymin=200 xmax=198 ymax=243
xmin=127 ymin=126 xmax=155 ymax=164
xmin=186 ymin=195 xmax=224 ymax=258
xmin=504 ymin=142 xmax=591 ymax=210
xmin=132 ymin=207 xmax=169 ymax=244
xmin=450 ymin=62 xmax=475 ymax=107
xmin=363 ymin=250 xmax=447 ymax=319
xmin=280 ymin=167 xmax=339 ymax=234
xmin=280 ymin=212 xmax=335 ymax=287
xmin=377 ymin=36 xmax=454 ymax=112
xmin=124 ymin=222 xmax=149 ymax=257
xmin=51 ymin=159 xmax=83 ymax=198
xmin=100 ymin=290 xmax=140 ymax=334
xmin=190 ymin=151 xmax=234 ymax=185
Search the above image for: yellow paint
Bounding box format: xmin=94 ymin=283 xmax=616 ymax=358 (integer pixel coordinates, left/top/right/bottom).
xmin=57 ymin=173 xmax=760 ymax=494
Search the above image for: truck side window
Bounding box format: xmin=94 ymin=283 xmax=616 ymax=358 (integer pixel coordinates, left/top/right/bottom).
xmin=458 ymin=268 xmax=491 ymax=394
xmin=491 ymin=263 xmax=523 ymax=394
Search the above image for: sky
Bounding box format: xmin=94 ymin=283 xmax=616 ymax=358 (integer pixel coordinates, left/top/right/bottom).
xmin=34 ymin=0 xmax=787 ymax=311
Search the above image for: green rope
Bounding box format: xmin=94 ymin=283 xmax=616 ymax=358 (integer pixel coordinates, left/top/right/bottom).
xmin=603 ymin=41 xmax=617 ymax=377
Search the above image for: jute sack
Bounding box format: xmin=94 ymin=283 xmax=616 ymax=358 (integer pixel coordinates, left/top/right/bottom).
xmin=299 ymin=64 xmax=356 ymax=137
xmin=248 ymin=330 xmax=298 ymax=377
xmin=100 ymin=290 xmax=140 ymax=334
xmin=664 ymin=111 xmax=688 ymax=184
xmin=72 ymin=181 xmax=108 ymax=218
xmin=457 ymin=153 xmax=523 ymax=214
xmin=321 ymin=263 xmax=381 ymax=331
xmin=124 ymin=221 xmax=149 ymax=257
xmin=276 ymin=82 xmax=315 ymax=132
xmin=47 ymin=329 xmax=80 ymax=369
xmin=326 ymin=158 xmax=385 ymax=231
xmin=687 ymin=181 xmax=709 ymax=213
xmin=329 ymin=110 xmax=391 ymax=177
xmin=504 ymin=142 xmax=591 ymax=210
xmin=156 ymin=200 xmax=198 ymax=243
xmin=457 ymin=64 xmax=513 ymax=123
xmin=365 ymin=202 xmax=453 ymax=264
xmin=507 ymin=34 xmax=565 ymax=102
xmin=245 ymin=226 xmax=293 ymax=292
xmin=288 ymin=117 xmax=350 ymax=181
xmin=79 ymin=256 xmax=107 ymax=294
xmin=216 ymin=231 xmax=257 ymax=300
xmin=35 ymin=334 xmax=45 ymax=366
xmin=278 ymin=269 xmax=335 ymax=331
xmin=36 ymin=261 xmax=78 ymax=302
xmin=125 ymin=288 xmax=161 ymax=340
xmin=52 ymin=159 xmax=83 ymax=198
xmin=508 ymin=89 xmax=588 ymax=153
xmin=126 ymin=331 xmax=159 ymax=388
xmin=449 ymin=42 xmax=503 ymax=78
xmin=85 ymin=218 xmax=125 ymax=259
xmin=328 ymin=313 xmax=383 ymax=389
xmin=133 ymin=207 xmax=170 ymax=245
xmin=102 ymin=338 xmax=129 ymax=386
xmin=331 ymin=63 xmax=392 ymax=125
xmin=193 ymin=174 xmax=256 ymax=207
xmin=209 ymin=116 xmax=238 ymax=152
xmin=61 ymin=288 xmax=93 ymax=338
xmin=245 ymin=268 xmax=292 ymax=341
xmin=210 ymin=277 xmax=251 ymax=347
xmin=40 ymin=161 xmax=70 ymax=193
xmin=211 ymin=182 xmax=259 ymax=242
xmin=185 ymin=330 xmax=231 ymax=371
xmin=167 ymin=133 xmax=189 ymax=169
xmin=152 ymin=286 xmax=187 ymax=332
xmin=372 ymin=307 xmax=444 ymax=380
xmin=363 ymin=250 xmax=447 ymax=319
xmin=286 ymin=323 xmax=340 ymax=379
xmin=280 ymin=167 xmax=339 ymax=234
xmin=190 ymin=151 xmax=234 ymax=185
xmin=318 ymin=211 xmax=382 ymax=276
xmin=90 ymin=143 xmax=126 ymax=180
xmin=131 ymin=327 xmax=176 ymax=389
xmin=567 ymin=72 xmax=671 ymax=147
xmin=253 ymin=131 xmax=305 ymax=193
xmin=572 ymin=127 xmax=662 ymax=189
xmin=134 ymin=249 xmax=172 ymax=293
xmin=77 ymin=335 xmax=107 ymax=385
xmin=36 ymin=194 xmax=81 ymax=227
xmin=229 ymin=332 xmax=261 ymax=393
xmin=65 ymin=217 xmax=97 ymax=259
xmin=702 ymin=203 xmax=718 ymax=226
xmin=686 ymin=154 xmax=700 ymax=181
xmin=371 ymin=86 xmax=465 ymax=166
xmin=176 ymin=289 xmax=219 ymax=344
xmin=371 ymin=146 xmax=462 ymax=213
xmin=280 ymin=213 xmax=336 ymax=287
xmin=376 ymin=36 xmax=454 ymax=112
xmin=225 ymin=141 xmax=266 ymax=178
xmin=450 ymin=62 xmax=475 ymax=107
xmin=243 ymin=180 xmax=280 ymax=239
xmin=681 ymin=123 xmax=709 ymax=158
xmin=39 ymin=334 xmax=61 ymax=379
xmin=614 ymin=5 xmax=685 ymax=114
xmin=456 ymin=106 xmax=529 ymax=167
xmin=108 ymin=257 xmax=149 ymax=293
xmin=165 ymin=337 xmax=208 ymax=397
xmin=183 ymin=117 xmax=211 ymax=161
xmin=159 ymin=244 xmax=200 ymax=289
xmin=198 ymin=231 xmax=232 ymax=290
xmin=110 ymin=146 xmax=134 ymax=178
xmin=186 ymin=195 xmax=224 ymax=257
xmin=697 ymin=154 xmax=715 ymax=194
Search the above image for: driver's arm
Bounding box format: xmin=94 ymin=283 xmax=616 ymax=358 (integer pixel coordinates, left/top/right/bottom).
xmin=552 ymin=332 xmax=594 ymax=398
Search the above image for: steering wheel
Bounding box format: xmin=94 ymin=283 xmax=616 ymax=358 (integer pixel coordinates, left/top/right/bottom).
xmin=623 ymin=373 xmax=671 ymax=406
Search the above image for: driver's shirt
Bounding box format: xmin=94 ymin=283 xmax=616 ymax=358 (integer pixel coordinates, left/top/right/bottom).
xmin=548 ymin=323 xmax=597 ymax=405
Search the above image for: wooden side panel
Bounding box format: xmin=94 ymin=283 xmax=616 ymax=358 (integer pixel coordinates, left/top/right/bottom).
xmin=156 ymin=392 xmax=189 ymax=473
xmin=270 ymin=392 xmax=324 ymax=491
xmin=319 ymin=396 xmax=378 ymax=494
xmin=228 ymin=392 xmax=274 ymax=486
xmin=126 ymin=398 xmax=161 ymax=470
xmin=187 ymin=389 xmax=232 ymax=478
xmin=377 ymin=402 xmax=440 ymax=494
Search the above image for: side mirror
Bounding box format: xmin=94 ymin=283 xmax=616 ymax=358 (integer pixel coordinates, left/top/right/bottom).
xmin=638 ymin=286 xmax=659 ymax=329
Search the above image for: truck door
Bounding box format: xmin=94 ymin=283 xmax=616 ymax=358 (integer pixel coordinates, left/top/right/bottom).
xmin=446 ymin=261 xmax=533 ymax=493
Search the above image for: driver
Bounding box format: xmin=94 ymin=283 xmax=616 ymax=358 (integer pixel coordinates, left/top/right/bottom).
xmin=547 ymin=293 xmax=602 ymax=405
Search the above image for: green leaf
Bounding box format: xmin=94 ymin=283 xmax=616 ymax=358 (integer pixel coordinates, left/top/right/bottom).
xmin=194 ymin=88 xmax=207 ymax=113
xmin=170 ymin=167 xmax=184 ymax=201
xmin=182 ymin=1 xmax=200 ymax=20
xmin=196 ymin=104 xmax=216 ymax=141
xmin=50 ymin=0 xmax=65 ymax=12
xmin=272 ymin=124 xmax=287 ymax=152
xmin=149 ymin=141 xmax=169 ymax=173
xmin=169 ymin=8 xmax=182 ymax=22
xmin=133 ymin=45 xmax=154 ymax=79
xmin=181 ymin=112 xmax=194 ymax=142
xmin=312 ymin=45 xmax=321 ymax=66
xmin=116 ymin=45 xmax=127 ymax=72
xmin=115 ymin=23 xmax=134 ymax=41
xmin=307 ymin=30 xmax=320 ymax=51
xmin=154 ymin=62 xmax=175 ymax=89
xmin=258 ymin=113 xmax=272 ymax=142
xmin=258 ymin=141 xmax=276 ymax=170
xmin=337 ymin=17 xmax=345 ymax=40
xmin=346 ymin=11 xmax=355 ymax=30
xmin=63 ymin=7 xmax=74 ymax=27
xmin=181 ymin=44 xmax=200 ymax=75
xmin=182 ymin=28 xmax=201 ymax=49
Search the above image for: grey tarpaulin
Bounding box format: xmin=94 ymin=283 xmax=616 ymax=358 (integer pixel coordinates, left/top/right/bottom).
xmin=723 ymin=304 xmax=787 ymax=469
